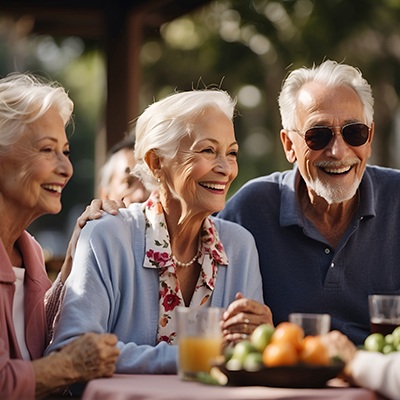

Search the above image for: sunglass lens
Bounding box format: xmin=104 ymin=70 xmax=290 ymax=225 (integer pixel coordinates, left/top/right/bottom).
xmin=305 ymin=127 xmax=332 ymax=150
xmin=343 ymin=124 xmax=369 ymax=146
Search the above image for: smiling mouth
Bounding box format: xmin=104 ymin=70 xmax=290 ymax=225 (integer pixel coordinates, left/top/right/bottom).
xmin=42 ymin=184 xmax=63 ymax=194
xmin=320 ymin=165 xmax=353 ymax=175
xmin=199 ymin=182 xmax=226 ymax=192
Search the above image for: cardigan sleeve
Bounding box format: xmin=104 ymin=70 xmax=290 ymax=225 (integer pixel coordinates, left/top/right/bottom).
xmin=45 ymin=212 xmax=178 ymax=374
xmin=210 ymin=217 xmax=264 ymax=307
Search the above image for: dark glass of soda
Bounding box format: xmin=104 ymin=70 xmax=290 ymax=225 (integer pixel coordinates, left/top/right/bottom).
xmin=369 ymin=295 xmax=400 ymax=335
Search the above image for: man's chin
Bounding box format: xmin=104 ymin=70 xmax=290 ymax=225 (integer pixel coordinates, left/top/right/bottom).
xmin=309 ymin=179 xmax=360 ymax=205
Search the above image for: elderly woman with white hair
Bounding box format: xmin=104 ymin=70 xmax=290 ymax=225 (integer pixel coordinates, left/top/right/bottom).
xmin=0 ymin=73 xmax=120 ymax=400
xmin=46 ymin=89 xmax=272 ymax=373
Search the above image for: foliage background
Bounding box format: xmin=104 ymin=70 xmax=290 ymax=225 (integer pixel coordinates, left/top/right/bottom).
xmin=1 ymin=0 xmax=400 ymax=258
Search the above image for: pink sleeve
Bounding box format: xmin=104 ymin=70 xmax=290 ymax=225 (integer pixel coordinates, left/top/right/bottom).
xmin=0 ymin=339 xmax=35 ymax=400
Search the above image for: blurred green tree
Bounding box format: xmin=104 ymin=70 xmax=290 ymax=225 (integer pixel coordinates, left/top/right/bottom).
xmin=139 ymin=0 xmax=400 ymax=193
xmin=1 ymin=0 xmax=400 ymax=257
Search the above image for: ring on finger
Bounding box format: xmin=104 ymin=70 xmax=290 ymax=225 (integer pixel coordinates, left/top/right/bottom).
xmin=242 ymin=321 xmax=250 ymax=334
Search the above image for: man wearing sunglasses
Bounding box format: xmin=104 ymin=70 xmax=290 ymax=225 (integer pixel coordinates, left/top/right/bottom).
xmin=218 ymin=59 xmax=400 ymax=346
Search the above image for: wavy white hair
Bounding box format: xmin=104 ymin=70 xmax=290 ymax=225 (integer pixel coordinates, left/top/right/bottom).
xmin=132 ymin=89 xmax=236 ymax=191
xmin=0 ymin=73 xmax=73 ymax=155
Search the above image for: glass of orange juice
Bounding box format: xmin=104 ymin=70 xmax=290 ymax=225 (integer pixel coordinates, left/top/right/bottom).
xmin=177 ymin=306 xmax=223 ymax=380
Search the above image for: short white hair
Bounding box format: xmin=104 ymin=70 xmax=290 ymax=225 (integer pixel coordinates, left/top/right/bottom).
xmin=278 ymin=60 xmax=374 ymax=130
xmin=132 ymin=89 xmax=236 ymax=191
xmin=98 ymin=136 xmax=136 ymax=193
xmin=0 ymin=73 xmax=74 ymax=155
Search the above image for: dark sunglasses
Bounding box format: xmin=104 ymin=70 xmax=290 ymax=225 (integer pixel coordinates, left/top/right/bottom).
xmin=294 ymin=122 xmax=370 ymax=151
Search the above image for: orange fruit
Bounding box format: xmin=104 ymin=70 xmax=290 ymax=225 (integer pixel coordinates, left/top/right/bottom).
xmin=271 ymin=322 xmax=304 ymax=351
xmin=262 ymin=341 xmax=298 ymax=367
xmin=299 ymin=335 xmax=330 ymax=366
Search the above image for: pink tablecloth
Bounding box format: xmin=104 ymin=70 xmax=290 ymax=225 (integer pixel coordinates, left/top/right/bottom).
xmin=82 ymin=374 xmax=378 ymax=400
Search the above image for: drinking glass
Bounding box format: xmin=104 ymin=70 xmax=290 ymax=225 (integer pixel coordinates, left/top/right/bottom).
xmin=176 ymin=307 xmax=223 ymax=380
xmin=369 ymin=294 xmax=400 ymax=335
xmin=289 ymin=313 xmax=331 ymax=336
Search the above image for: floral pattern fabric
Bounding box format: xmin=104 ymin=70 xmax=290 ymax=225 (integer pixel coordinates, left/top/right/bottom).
xmin=143 ymin=191 xmax=228 ymax=345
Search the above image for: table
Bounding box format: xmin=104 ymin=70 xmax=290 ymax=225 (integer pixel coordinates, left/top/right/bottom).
xmin=82 ymin=374 xmax=379 ymax=400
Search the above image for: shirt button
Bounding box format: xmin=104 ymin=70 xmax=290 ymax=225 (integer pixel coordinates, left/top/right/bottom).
xmin=330 ymin=263 xmax=335 ymax=268
xmin=324 ymin=248 xmax=330 ymax=254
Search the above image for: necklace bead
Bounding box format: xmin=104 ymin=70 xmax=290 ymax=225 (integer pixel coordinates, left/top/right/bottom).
xmin=172 ymin=249 xmax=201 ymax=268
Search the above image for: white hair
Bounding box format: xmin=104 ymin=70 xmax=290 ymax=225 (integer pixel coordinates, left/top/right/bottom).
xmin=278 ymin=60 xmax=374 ymax=130
xmin=132 ymin=89 xmax=236 ymax=191
xmin=0 ymin=73 xmax=74 ymax=155
xmin=98 ymin=136 xmax=136 ymax=193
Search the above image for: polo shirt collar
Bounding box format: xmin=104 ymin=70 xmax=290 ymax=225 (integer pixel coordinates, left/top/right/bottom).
xmin=280 ymin=166 xmax=303 ymax=227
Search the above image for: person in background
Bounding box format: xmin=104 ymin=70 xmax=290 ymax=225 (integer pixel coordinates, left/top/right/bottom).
xmin=46 ymin=89 xmax=272 ymax=373
xmin=218 ymin=59 xmax=400 ymax=345
xmin=322 ymin=331 xmax=400 ymax=400
xmin=0 ymin=72 xmax=120 ymax=400
xmin=98 ymin=135 xmax=149 ymax=205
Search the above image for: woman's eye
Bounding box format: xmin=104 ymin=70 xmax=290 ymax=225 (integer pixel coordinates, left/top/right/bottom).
xmin=41 ymin=147 xmax=71 ymax=158
xmin=228 ymin=150 xmax=238 ymax=158
xmin=201 ymin=148 xmax=215 ymax=154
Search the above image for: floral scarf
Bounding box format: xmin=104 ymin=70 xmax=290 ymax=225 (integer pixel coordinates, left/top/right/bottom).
xmin=142 ymin=191 xmax=228 ymax=344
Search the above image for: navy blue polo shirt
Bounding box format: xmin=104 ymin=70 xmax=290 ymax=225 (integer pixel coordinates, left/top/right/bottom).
xmin=218 ymin=165 xmax=400 ymax=345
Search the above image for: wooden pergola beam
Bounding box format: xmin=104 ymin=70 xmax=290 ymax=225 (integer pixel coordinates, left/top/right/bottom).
xmin=0 ymin=0 xmax=213 ymax=151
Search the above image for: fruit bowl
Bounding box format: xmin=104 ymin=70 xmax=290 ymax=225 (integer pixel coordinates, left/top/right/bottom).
xmin=213 ymin=359 xmax=345 ymax=388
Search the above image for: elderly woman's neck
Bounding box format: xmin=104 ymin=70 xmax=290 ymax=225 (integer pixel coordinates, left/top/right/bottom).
xmin=0 ymin=226 xmax=25 ymax=268
xmin=162 ymin=199 xmax=206 ymax=259
xmin=165 ymin=209 xmax=204 ymax=243
xmin=0 ymin=204 xmax=33 ymax=263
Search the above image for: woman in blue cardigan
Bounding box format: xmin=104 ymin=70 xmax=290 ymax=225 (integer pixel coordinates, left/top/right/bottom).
xmin=47 ymin=89 xmax=271 ymax=373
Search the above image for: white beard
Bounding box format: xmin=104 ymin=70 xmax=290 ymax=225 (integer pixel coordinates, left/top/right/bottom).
xmin=304 ymin=175 xmax=361 ymax=205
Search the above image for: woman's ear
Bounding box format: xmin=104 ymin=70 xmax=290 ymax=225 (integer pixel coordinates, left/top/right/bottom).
xmin=144 ymin=150 xmax=161 ymax=177
xmin=280 ymin=129 xmax=297 ymax=163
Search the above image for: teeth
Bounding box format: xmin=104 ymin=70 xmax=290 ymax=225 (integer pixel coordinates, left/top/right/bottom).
xmin=200 ymin=183 xmax=225 ymax=190
xmin=42 ymin=184 xmax=62 ymax=193
xmin=324 ymin=166 xmax=351 ymax=174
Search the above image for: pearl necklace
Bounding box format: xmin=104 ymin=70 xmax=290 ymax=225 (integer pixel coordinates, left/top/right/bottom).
xmin=172 ymin=249 xmax=201 ymax=268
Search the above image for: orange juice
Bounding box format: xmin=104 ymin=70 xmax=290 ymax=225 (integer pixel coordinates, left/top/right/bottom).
xmin=178 ymin=336 xmax=222 ymax=380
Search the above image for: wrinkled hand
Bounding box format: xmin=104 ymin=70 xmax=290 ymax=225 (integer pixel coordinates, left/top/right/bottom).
xmin=320 ymin=330 xmax=357 ymax=364
xmin=62 ymin=332 xmax=120 ymax=380
xmin=60 ymin=199 xmax=124 ymax=283
xmin=320 ymin=330 xmax=358 ymax=382
xmin=33 ymin=333 xmax=120 ymax=398
xmin=221 ymin=292 xmax=273 ymax=346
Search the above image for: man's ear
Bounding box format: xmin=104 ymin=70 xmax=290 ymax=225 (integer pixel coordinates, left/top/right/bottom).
xmin=365 ymin=121 xmax=375 ymax=160
xmin=280 ymin=129 xmax=297 ymax=163
xmin=144 ymin=150 xmax=161 ymax=178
